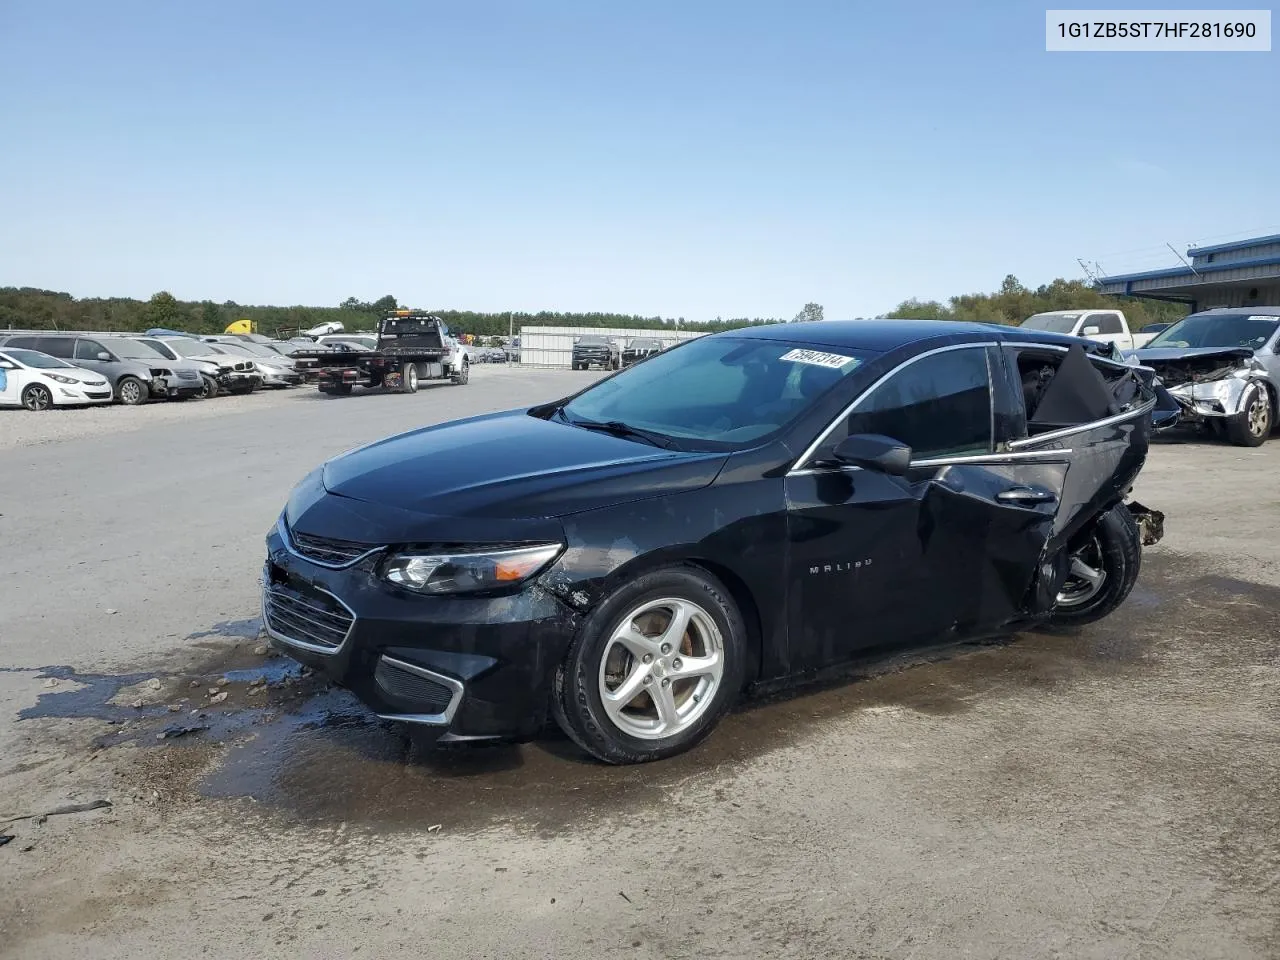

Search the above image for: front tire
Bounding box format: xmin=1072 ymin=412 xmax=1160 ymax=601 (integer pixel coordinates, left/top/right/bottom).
xmin=552 ymin=566 xmax=747 ymax=764
xmin=199 ymin=375 xmax=219 ymax=399
xmin=1226 ymin=382 xmax=1271 ymax=447
xmin=22 ymin=383 xmax=53 ymax=411
xmin=117 ymin=376 xmax=146 ymax=405
xmin=451 ymin=359 xmax=469 ymax=385
xmin=1046 ymin=504 xmax=1142 ymax=627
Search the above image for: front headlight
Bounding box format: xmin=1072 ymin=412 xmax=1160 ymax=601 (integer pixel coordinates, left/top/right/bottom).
xmin=47 ymin=374 xmax=79 ymax=384
xmin=381 ymin=543 xmax=563 ymax=595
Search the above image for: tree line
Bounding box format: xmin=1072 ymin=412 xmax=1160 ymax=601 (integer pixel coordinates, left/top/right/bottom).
xmin=883 ymin=276 xmax=1188 ymax=328
xmin=0 ymin=278 xmax=1187 ymax=340
xmin=0 ymin=288 xmax=797 ymax=338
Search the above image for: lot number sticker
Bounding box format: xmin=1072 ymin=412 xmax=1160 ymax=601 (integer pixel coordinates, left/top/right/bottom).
xmin=779 ymin=348 xmax=857 ymax=369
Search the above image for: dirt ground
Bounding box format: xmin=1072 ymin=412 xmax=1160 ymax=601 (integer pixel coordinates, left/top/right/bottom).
xmin=1 ymin=368 xmax=1277 ymax=959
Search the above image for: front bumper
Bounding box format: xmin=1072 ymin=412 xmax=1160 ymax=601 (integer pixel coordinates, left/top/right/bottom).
xmin=573 ymin=352 xmax=614 ymax=366
xmin=260 ymin=369 xmax=304 ymax=387
xmin=262 ymin=522 xmax=578 ymax=740
xmin=1166 ymin=376 xmax=1258 ymax=420
xmin=53 ymin=384 xmax=113 ymax=405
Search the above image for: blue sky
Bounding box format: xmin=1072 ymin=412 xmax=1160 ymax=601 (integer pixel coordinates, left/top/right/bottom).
xmin=2 ymin=1 xmax=1277 ymax=319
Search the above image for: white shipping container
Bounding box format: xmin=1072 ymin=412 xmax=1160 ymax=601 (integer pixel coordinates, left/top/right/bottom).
xmin=518 ymin=326 xmax=707 ymax=368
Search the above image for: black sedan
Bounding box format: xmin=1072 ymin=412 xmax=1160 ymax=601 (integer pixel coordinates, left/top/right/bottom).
xmin=263 ymin=320 xmax=1163 ymax=763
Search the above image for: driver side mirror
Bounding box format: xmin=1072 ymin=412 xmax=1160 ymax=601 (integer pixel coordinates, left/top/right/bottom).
xmin=0 ymin=359 xmax=15 ymax=369
xmin=97 ymin=351 xmax=112 ymax=361
xmin=1081 ymin=325 xmax=1101 ymax=336
xmin=832 ymin=434 xmax=912 ymax=475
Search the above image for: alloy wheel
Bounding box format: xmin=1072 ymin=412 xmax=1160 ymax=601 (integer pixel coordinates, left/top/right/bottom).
xmin=23 ymin=385 xmax=52 ymax=411
xmin=597 ymin=597 xmax=725 ymax=740
xmin=1056 ymin=537 xmax=1108 ymax=607
xmin=1247 ymin=394 xmax=1270 ymax=437
xmin=119 ymin=380 xmax=143 ymax=404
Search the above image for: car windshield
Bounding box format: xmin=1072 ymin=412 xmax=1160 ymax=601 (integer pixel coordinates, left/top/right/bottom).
xmin=1145 ymin=313 xmax=1280 ymax=350
xmin=577 ymin=337 xmax=610 ymax=346
xmin=5 ymin=349 xmax=75 ymax=369
xmin=208 ymin=342 xmax=252 ymax=356
xmin=102 ymin=338 xmax=166 ymax=360
xmin=223 ymin=341 xmax=276 ymax=358
xmin=1021 ymin=313 xmax=1081 ymax=334
xmin=163 ymin=338 xmax=218 ymax=358
xmin=559 ymin=337 xmax=869 ymax=450
xmin=629 ymin=339 xmax=661 ymax=349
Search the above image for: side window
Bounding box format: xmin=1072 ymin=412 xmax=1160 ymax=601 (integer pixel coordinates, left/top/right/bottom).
xmin=4 ymin=337 xmax=39 ymax=350
xmin=1088 ymin=313 xmax=1123 ymax=334
xmin=74 ymin=339 xmax=105 ymax=360
xmin=833 ymin=348 xmax=992 ymax=460
xmin=36 ymin=337 xmax=74 ymax=358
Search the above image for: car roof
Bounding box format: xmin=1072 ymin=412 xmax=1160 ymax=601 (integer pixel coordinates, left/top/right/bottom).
xmin=721 ymin=319 xmax=1090 ymax=353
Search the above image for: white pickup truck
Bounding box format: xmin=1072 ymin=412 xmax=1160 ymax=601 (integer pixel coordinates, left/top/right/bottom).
xmin=1019 ymin=309 xmax=1159 ymax=351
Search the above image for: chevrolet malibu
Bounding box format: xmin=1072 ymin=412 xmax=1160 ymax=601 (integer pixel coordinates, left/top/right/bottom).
xmin=263 ymin=320 xmax=1163 ymax=764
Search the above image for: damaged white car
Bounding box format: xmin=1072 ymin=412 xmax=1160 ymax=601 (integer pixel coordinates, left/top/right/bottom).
xmin=1127 ymin=308 xmax=1280 ymax=447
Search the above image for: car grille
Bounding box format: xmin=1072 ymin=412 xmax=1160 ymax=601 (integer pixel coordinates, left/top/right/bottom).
xmin=374 ymin=658 xmax=455 ymax=713
xmin=234 ymin=361 xmax=252 ymax=372
xmin=85 ymin=390 xmax=112 ymax=400
xmin=289 ymin=529 xmax=380 ymax=566
xmin=263 ymin=580 xmax=353 ymax=651
xmin=176 ymin=369 xmax=199 ymax=381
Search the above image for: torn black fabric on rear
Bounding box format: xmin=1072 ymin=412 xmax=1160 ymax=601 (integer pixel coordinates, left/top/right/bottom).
xmin=1029 ymin=344 xmax=1116 ymax=429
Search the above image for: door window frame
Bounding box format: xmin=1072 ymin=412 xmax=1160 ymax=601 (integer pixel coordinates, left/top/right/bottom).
xmin=790 ymin=342 xmax=1000 ymax=473
xmin=1002 ymin=343 xmax=1159 ymax=450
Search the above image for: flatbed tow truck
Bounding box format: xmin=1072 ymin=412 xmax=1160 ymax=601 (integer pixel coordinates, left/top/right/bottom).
xmin=291 ymin=310 xmax=470 ymax=395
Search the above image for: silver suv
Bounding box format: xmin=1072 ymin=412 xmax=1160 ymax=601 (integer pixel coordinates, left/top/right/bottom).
xmin=0 ymin=333 xmax=178 ymax=404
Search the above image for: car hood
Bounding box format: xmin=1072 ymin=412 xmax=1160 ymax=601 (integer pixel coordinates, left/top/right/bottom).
xmin=1127 ymin=345 xmax=1255 ymax=363
xmin=319 ymin=410 xmax=727 ymax=522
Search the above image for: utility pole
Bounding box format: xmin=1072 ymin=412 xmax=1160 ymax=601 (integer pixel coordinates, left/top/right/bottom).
xmin=509 ymin=311 xmax=513 ymax=340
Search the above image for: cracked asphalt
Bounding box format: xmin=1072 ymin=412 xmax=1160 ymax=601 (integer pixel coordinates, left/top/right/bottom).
xmin=1 ymin=367 xmax=1277 ymax=959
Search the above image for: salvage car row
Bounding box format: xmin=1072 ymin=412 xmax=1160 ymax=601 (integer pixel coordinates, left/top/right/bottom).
xmin=0 ymin=331 xmax=305 ymax=410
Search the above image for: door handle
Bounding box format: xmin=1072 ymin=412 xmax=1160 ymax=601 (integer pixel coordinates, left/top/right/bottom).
xmin=996 ymin=486 xmax=1057 ymax=505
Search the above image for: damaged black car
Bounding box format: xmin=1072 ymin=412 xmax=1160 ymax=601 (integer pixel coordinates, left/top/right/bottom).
xmin=1127 ymin=307 xmax=1280 ymax=447
xmin=263 ymin=320 xmax=1164 ymax=764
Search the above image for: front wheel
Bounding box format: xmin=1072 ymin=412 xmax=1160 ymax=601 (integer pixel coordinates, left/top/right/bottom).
xmin=22 ymin=383 xmax=53 ymax=411
xmin=1045 ymin=504 xmax=1142 ymax=627
xmin=551 ymin=566 xmax=747 ymax=764
xmin=117 ymin=376 xmax=146 ymax=405
xmin=451 ymin=359 xmax=469 ymax=385
xmin=199 ymin=375 xmax=219 ymax=399
xmin=1225 ymin=383 xmax=1271 ymax=447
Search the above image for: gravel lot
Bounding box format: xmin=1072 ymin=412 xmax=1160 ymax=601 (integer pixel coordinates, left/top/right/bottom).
xmin=1 ymin=367 xmax=1277 ymax=959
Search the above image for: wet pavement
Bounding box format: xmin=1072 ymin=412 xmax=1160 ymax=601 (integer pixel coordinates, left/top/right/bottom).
xmin=11 ymin=551 xmax=1277 ymax=845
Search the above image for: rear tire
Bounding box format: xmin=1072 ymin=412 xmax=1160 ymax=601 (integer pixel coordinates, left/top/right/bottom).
xmin=1045 ymin=504 xmax=1142 ymax=627
xmin=1226 ymin=382 xmax=1270 ymax=447
xmin=551 ymin=565 xmax=747 ymax=764
xmin=22 ymin=383 xmax=53 ymax=411
xmin=402 ymin=362 xmax=419 ymax=393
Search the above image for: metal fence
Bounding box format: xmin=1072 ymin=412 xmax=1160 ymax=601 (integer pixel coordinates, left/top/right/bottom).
xmin=517 ymin=326 xmax=707 ymax=368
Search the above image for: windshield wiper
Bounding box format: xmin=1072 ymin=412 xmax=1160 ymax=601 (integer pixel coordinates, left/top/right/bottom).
xmin=564 ymin=416 xmax=675 ymax=449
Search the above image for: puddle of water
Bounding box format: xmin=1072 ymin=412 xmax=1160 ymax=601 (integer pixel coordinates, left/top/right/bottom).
xmin=21 ymin=552 xmax=1280 ymax=839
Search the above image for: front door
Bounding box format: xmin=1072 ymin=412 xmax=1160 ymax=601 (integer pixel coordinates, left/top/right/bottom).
xmin=784 ymin=344 xmax=1068 ymax=671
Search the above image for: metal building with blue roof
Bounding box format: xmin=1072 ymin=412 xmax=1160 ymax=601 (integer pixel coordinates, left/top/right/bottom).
xmin=1097 ymin=234 xmax=1280 ymax=311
